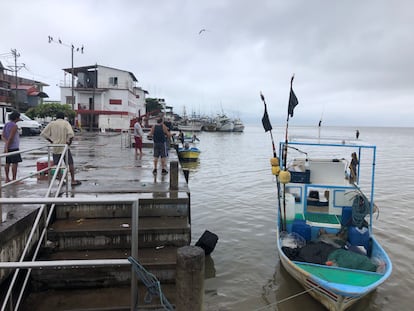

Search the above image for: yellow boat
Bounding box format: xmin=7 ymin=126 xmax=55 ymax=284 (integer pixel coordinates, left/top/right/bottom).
xmin=177 ymin=146 xmax=200 ymax=162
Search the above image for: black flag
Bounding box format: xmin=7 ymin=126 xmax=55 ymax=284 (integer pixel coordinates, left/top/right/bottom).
xmin=288 ymin=76 xmax=299 ymax=117
xmin=261 ymin=93 xmax=272 ymax=132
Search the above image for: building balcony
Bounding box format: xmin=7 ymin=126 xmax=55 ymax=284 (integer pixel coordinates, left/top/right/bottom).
xmin=59 ymin=81 xmax=134 ymax=92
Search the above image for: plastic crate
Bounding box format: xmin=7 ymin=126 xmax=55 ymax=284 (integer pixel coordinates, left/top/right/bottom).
xmin=292 ymin=219 xmax=311 ymax=241
xmin=341 ymin=207 xmax=353 ymax=226
xmin=348 ymin=226 xmax=370 ymax=251
xmin=289 ymin=169 xmax=310 ymax=183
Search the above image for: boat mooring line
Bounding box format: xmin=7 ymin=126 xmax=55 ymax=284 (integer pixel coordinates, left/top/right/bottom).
xmin=252 ymin=286 xmax=318 ymax=311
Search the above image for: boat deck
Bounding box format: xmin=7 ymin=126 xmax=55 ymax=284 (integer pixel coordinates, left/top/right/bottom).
xmin=295 ymin=262 xmax=383 ymax=287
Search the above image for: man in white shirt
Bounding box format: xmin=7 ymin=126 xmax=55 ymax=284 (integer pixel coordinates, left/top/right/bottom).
xmin=133 ymin=117 xmax=144 ymax=158
xmin=40 ymin=112 xmax=81 ymax=186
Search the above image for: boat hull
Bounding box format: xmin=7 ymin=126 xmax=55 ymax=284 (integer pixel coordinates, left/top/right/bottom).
xmin=277 ymin=232 xmax=391 ymax=311
xmin=216 ymin=122 xmax=234 ymax=132
xmin=178 ymin=148 xmax=200 ymax=162
xmin=178 ymin=124 xmax=203 ymax=132
xmin=233 ymin=125 xmax=244 ymax=132
xmin=274 ymin=139 xmax=392 ymax=310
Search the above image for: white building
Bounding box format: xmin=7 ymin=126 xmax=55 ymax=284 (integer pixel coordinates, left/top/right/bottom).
xmin=60 ymin=64 xmax=147 ymax=131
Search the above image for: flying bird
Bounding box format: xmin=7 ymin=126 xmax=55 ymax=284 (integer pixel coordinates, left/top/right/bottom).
xmin=198 ymin=29 xmax=207 ymax=35
xmin=58 ymin=38 xmax=62 ymax=44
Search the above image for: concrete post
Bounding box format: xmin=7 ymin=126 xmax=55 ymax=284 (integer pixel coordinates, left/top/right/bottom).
xmin=170 ymin=161 xmax=179 ymax=190
xmin=176 ymin=246 xmax=205 ymax=311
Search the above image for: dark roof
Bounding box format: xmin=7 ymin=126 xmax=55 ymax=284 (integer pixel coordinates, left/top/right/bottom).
xmin=63 ymin=64 xmax=138 ymax=82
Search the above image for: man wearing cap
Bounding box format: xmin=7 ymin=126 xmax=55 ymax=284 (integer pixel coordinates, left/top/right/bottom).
xmin=2 ymin=111 xmax=22 ymax=182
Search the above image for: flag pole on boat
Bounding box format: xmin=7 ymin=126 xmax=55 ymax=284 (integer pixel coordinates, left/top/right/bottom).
xmin=279 ymin=75 xmax=299 ymax=231
xmin=260 ymin=92 xmax=276 ymax=157
xmin=261 ymin=92 xmax=284 ymax=229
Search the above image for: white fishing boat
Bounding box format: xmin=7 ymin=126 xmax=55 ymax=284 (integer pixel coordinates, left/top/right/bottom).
xmin=177 ymin=107 xmax=203 ymax=132
xmin=261 ymin=77 xmax=391 ymax=310
xmin=177 ymin=121 xmax=202 ymax=132
xmin=271 ymin=137 xmax=392 ymax=311
xmin=200 ymin=116 xmax=217 ymax=132
xmin=215 ymin=114 xmax=234 ymax=132
xmin=232 ymin=118 xmax=244 ymax=132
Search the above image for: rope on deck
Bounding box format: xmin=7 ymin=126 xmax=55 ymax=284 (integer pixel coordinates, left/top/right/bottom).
xmin=128 ymin=256 xmax=174 ymax=311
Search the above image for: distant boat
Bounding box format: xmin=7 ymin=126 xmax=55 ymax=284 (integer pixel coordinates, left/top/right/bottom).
xmin=178 ymin=122 xmax=203 ymax=132
xmin=215 ymin=114 xmax=234 ymax=132
xmin=200 ymin=117 xmax=217 ymax=132
xmin=177 ymin=108 xmax=203 ymax=132
xmin=177 ymin=145 xmax=201 ymax=162
xmin=232 ymin=118 xmax=244 ymax=132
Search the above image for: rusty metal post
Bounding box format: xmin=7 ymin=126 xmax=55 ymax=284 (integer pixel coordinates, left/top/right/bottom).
xmin=176 ymin=246 xmax=205 ymax=311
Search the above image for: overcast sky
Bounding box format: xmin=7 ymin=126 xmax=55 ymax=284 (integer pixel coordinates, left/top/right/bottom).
xmin=1 ymin=0 xmax=413 ymax=127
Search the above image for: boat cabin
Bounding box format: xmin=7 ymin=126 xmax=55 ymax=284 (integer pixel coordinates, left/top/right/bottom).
xmin=278 ymin=140 xmax=375 ymax=246
xmin=285 ymin=158 xmax=354 ymax=223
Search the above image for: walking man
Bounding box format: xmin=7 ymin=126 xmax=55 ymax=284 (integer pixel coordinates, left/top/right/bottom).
xmin=40 ymin=112 xmax=82 ymax=186
xmin=149 ymin=118 xmax=171 ymax=175
xmin=133 ymin=117 xmax=144 ymax=159
xmin=2 ymin=111 xmax=22 ymax=182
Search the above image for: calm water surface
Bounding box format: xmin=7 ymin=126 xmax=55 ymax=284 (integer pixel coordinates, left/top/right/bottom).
xmin=185 ymin=125 xmax=414 ymax=311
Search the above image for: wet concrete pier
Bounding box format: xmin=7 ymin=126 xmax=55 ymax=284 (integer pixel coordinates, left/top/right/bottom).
xmin=0 ymin=131 xmax=201 ymax=310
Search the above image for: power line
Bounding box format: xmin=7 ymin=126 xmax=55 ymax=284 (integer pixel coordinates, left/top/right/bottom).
xmin=9 ymin=49 xmax=25 ymax=111
xmin=48 ymin=35 xmax=84 ymax=110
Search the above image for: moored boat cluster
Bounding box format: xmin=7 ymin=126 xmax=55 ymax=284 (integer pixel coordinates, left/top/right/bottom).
xmin=175 ymin=113 xmax=244 ymax=132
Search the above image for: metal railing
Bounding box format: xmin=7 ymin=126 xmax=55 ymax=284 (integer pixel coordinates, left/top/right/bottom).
xmin=0 ymin=146 xmax=140 ymax=311
xmin=0 ymin=144 xmax=71 ymax=220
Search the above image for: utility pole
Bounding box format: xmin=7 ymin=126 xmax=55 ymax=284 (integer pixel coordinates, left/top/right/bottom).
xmin=48 ymin=36 xmax=84 ymax=113
xmin=10 ymin=49 xmax=22 ymax=111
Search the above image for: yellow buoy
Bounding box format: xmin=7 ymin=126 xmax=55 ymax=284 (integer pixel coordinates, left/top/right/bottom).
xmin=270 ymin=157 xmax=279 ymax=166
xmin=272 ymin=165 xmax=281 ymax=175
xmin=279 ymin=170 xmax=291 ymax=184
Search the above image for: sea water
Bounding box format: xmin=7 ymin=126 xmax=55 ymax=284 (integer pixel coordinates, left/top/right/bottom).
xmin=186 ymin=125 xmax=414 ymax=311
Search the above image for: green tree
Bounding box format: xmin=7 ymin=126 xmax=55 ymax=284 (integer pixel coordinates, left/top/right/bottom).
xmin=26 ymin=103 xmax=75 ymax=119
xmin=145 ymin=98 xmax=164 ymax=114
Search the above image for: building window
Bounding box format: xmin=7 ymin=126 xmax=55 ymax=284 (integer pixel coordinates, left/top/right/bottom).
xmin=109 ymin=77 xmax=118 ymax=86
xmin=109 ymin=99 xmax=122 ymax=105
xmin=66 ymin=96 xmax=74 ymax=106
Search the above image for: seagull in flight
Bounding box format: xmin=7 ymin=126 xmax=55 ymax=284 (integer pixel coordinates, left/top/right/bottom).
xmin=198 ymin=28 xmax=207 ymax=35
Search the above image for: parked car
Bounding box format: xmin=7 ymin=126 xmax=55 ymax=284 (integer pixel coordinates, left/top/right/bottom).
xmin=7 ymin=112 xmax=42 ymax=136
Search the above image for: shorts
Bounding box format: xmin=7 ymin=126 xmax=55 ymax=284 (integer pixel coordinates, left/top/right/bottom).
xmin=53 ymin=150 xmax=74 ymax=165
xmin=153 ymin=142 xmax=167 ymax=158
xmin=6 ymin=149 xmax=22 ymax=164
xmin=134 ymin=136 xmax=143 ymax=149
